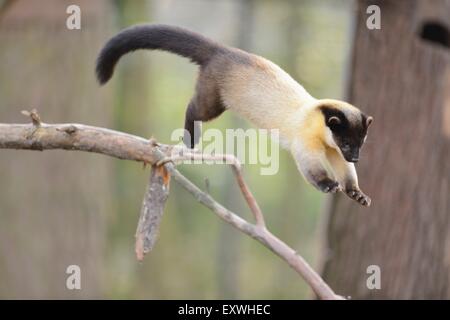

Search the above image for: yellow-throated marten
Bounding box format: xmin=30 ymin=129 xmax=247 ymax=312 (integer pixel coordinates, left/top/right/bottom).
xmin=96 ymin=24 xmax=373 ymax=206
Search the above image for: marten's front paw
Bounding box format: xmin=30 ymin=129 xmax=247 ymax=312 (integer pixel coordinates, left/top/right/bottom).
xmin=346 ymin=188 xmax=371 ymax=207
xmin=317 ymin=179 xmax=341 ymax=193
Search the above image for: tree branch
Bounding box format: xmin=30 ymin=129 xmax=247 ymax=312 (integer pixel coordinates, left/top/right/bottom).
xmin=135 ymin=165 xmax=171 ymax=261
xmin=0 ymin=112 xmax=342 ymax=300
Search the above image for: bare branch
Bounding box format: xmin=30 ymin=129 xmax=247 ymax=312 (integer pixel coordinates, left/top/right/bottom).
xmin=0 ymin=116 xmax=342 ymax=300
xmin=0 ymin=122 xmax=165 ymax=163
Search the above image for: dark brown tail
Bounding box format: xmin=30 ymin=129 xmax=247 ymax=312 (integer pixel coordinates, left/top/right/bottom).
xmin=96 ymin=24 xmax=221 ymax=84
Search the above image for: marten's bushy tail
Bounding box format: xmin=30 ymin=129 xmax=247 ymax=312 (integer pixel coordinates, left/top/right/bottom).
xmin=96 ymin=24 xmax=221 ymax=84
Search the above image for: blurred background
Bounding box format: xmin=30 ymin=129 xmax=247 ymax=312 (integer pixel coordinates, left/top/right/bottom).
xmin=0 ymin=0 xmax=449 ymax=299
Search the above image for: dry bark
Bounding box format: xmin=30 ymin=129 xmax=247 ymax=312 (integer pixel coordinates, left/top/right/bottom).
xmin=135 ymin=165 xmax=171 ymax=261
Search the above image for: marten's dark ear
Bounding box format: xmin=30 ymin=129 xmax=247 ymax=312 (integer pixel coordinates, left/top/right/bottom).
xmin=320 ymin=105 xmax=347 ymax=129
xmin=366 ymin=116 xmax=373 ymax=127
xmin=328 ymin=116 xmax=341 ymax=126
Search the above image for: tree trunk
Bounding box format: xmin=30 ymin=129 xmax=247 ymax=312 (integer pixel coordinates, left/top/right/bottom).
xmin=322 ymin=0 xmax=450 ymax=299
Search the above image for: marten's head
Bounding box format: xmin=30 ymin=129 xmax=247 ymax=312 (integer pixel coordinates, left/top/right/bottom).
xmin=319 ymin=100 xmax=373 ymax=163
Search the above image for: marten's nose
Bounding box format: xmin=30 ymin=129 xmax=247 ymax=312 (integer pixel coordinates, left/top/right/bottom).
xmin=350 ymin=149 xmax=360 ymax=163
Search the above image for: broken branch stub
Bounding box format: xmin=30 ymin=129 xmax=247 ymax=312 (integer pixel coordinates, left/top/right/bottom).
xmin=135 ymin=165 xmax=171 ymax=261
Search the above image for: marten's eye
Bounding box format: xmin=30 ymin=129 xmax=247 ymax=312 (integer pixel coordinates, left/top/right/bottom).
xmin=328 ymin=116 xmax=341 ymax=127
xmin=328 ymin=116 xmax=346 ymax=132
xmin=341 ymin=142 xmax=351 ymax=151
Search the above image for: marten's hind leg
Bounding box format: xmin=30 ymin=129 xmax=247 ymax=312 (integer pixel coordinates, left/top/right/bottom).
xmin=183 ymin=100 xmax=225 ymax=148
xmin=184 ymin=101 xmax=201 ymax=148
xmin=183 ymin=78 xmax=225 ymax=148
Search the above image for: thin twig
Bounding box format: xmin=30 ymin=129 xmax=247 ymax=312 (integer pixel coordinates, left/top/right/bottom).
xmin=158 ymin=152 xmax=266 ymax=227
